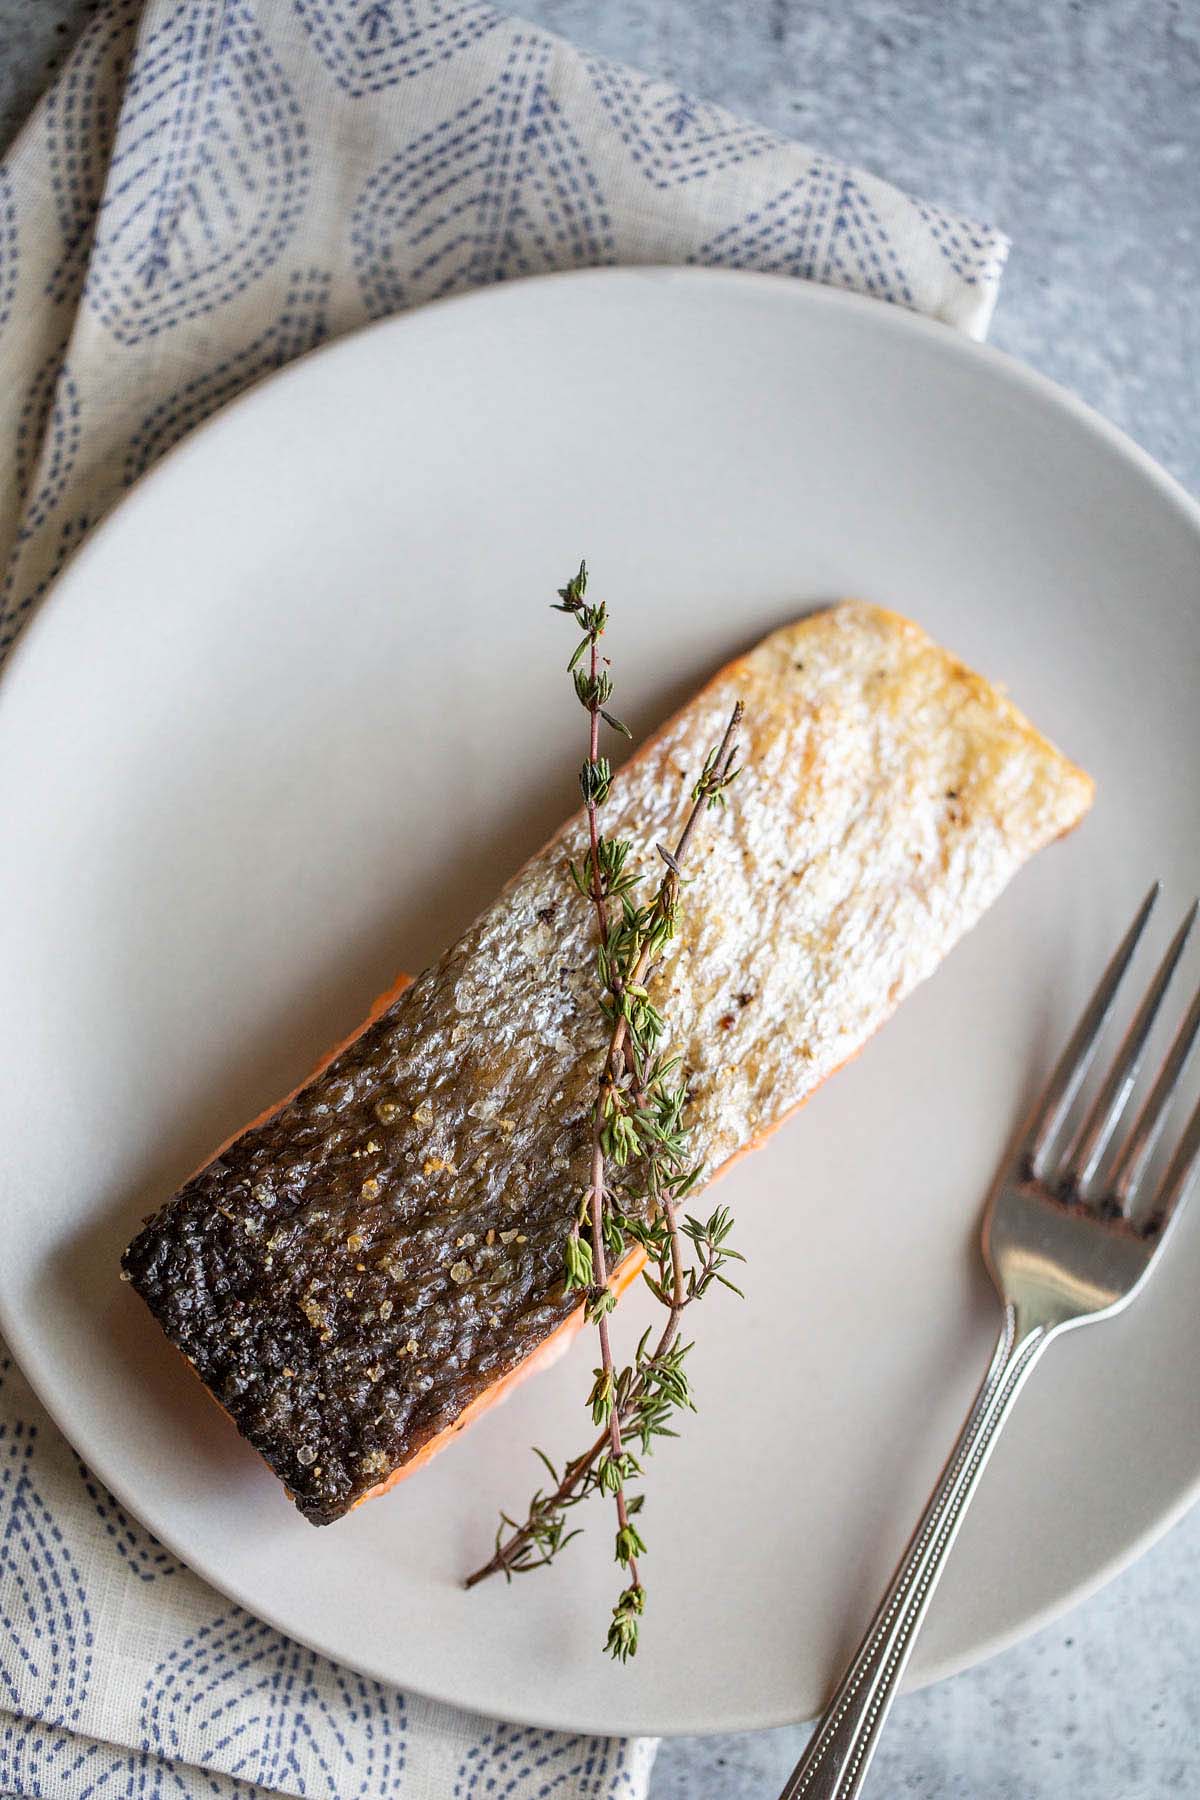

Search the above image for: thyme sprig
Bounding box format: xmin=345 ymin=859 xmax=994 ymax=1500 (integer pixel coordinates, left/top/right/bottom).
xmin=464 ymin=562 xmax=745 ymax=1661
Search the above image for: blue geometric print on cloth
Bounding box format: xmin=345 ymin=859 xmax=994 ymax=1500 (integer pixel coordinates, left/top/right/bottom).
xmin=14 ymin=349 xmax=81 ymax=540
xmin=142 ymin=1609 xmax=407 ymax=1796
xmin=917 ymin=197 xmax=1006 ymax=287
xmin=0 ymin=167 xmax=16 ymax=335
xmin=124 ymin=267 xmax=331 ymax=483
xmin=0 ymin=1712 xmax=262 ymax=1799
xmin=692 ymin=156 xmax=916 ymax=308
xmin=587 ymin=55 xmax=782 ymax=189
xmin=292 ymin=0 xmax=502 ymax=95
xmin=0 ymin=513 xmax=92 ymax=655
xmin=43 ymin=0 xmax=142 ymax=307
xmin=351 ymin=34 xmax=612 ymax=315
xmin=455 ymin=1722 xmax=649 ymax=1797
xmin=76 ymin=1466 xmax=182 ymax=1584
xmin=1 ymin=348 xmax=90 ymax=649
xmin=84 ymin=0 xmax=310 ymax=345
xmin=0 ymin=1420 xmax=93 ymax=1727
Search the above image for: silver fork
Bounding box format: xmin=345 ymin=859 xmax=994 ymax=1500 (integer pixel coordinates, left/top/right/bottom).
xmin=779 ymin=883 xmax=1200 ymax=1800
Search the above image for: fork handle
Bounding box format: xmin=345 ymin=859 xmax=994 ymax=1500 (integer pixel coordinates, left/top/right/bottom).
xmin=777 ymin=1304 xmax=1049 ymax=1800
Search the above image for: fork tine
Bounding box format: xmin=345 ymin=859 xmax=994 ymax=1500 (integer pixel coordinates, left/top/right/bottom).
xmin=1025 ymin=882 xmax=1160 ymax=1177
xmin=1111 ymin=965 xmax=1200 ymax=1209
xmin=1060 ymin=901 xmax=1198 ymax=1193
xmin=1138 ymin=1090 xmax=1200 ymax=1242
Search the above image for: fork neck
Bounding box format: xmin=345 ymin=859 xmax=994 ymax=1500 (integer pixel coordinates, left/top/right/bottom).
xmin=1002 ymin=1298 xmax=1059 ymax=1352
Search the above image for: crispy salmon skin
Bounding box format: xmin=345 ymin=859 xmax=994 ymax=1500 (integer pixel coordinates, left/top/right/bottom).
xmin=122 ymin=602 xmax=1093 ymax=1523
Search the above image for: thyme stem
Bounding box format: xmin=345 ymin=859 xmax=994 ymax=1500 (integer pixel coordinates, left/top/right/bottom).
xmin=464 ymin=563 xmax=745 ymax=1661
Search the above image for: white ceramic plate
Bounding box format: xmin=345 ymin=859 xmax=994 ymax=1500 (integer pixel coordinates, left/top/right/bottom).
xmin=1 ymin=270 xmax=1199 ymax=1739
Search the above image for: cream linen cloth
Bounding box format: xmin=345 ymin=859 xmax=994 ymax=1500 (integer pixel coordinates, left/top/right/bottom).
xmin=0 ymin=3 xmax=1009 ymax=1794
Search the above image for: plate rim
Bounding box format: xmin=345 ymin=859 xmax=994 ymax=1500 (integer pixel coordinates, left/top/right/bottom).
xmin=2 ymin=265 xmax=1199 ymax=1737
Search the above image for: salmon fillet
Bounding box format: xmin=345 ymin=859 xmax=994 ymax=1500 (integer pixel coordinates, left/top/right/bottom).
xmin=122 ymin=602 xmax=1093 ymax=1524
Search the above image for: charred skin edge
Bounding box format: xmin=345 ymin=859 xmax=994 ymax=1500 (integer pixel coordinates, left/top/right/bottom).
xmin=126 ymin=971 xmax=416 ymax=1509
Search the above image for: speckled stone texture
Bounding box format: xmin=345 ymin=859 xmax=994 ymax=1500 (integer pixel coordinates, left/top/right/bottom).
xmin=2 ymin=2 xmax=1198 ymax=1795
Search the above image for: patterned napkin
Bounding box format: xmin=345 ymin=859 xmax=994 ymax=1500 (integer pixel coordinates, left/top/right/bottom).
xmin=0 ymin=2 xmax=1008 ymax=1794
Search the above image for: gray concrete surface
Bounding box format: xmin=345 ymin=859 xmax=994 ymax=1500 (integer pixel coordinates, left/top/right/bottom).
xmin=2 ymin=4 xmax=1198 ymax=1795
